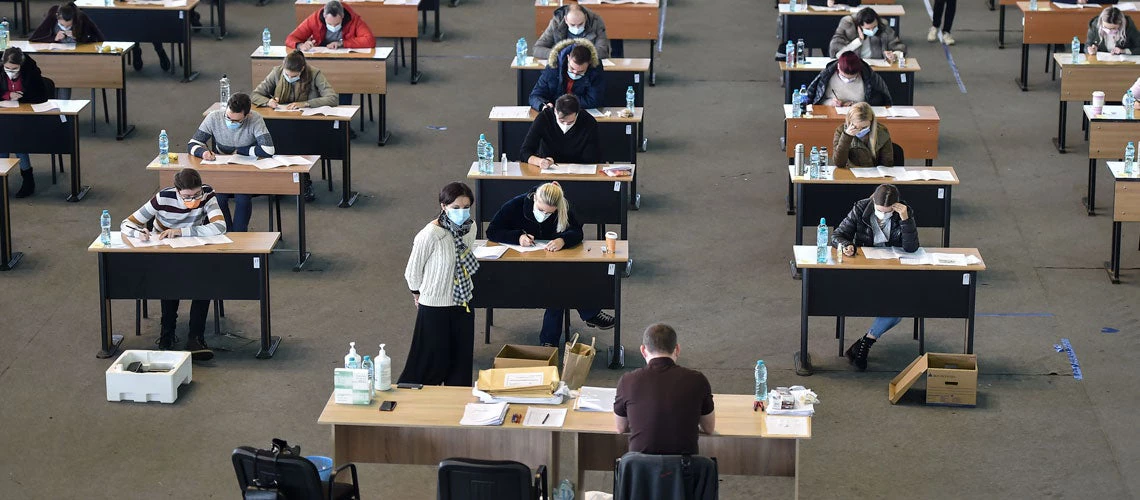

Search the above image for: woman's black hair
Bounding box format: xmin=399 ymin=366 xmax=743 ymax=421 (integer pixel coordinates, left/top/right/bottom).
xmin=439 ymin=182 xmax=474 ymax=206
xmin=871 ymin=184 xmax=900 ymax=207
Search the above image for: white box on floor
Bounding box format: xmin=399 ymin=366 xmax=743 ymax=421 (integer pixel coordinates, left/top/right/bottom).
xmin=106 ymin=350 xmax=192 ymax=404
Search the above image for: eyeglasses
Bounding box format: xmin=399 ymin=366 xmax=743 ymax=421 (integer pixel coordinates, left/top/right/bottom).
xmin=180 ymin=192 xmax=204 ymax=202
xmin=566 ymin=67 xmax=587 ymax=77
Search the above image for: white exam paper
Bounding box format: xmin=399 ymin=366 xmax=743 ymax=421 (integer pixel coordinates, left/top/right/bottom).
xmin=766 ymin=415 xmax=810 ymax=437
xmin=522 ymin=407 xmax=566 ymax=428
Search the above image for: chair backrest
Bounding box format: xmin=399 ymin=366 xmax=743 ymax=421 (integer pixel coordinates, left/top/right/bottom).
xmin=232 ymin=446 xmax=325 ymax=499
xmin=42 ymin=77 xmax=57 ymax=100
xmin=437 ymin=458 xmax=537 ymax=500
xmin=614 ymin=452 xmax=718 ymax=500
xmin=892 ymin=142 xmax=905 ymax=166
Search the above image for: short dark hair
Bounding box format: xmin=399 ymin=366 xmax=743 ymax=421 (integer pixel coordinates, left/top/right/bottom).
xmin=871 ymin=184 xmax=900 ymax=206
xmin=642 ymin=323 xmax=678 ymax=355
xmin=568 ymin=45 xmax=591 ymax=65
xmin=227 ymin=93 xmax=252 ymax=115
xmin=2 ymin=47 xmax=25 ymax=66
xmin=283 ymin=49 xmax=307 ymax=73
xmin=855 ymin=7 xmax=880 ymax=26
xmin=324 ymin=0 xmax=344 ymax=17
xmin=174 ymin=168 xmax=204 ymax=191
xmin=58 ymin=2 xmax=78 ymax=21
xmin=439 ymin=182 xmax=474 ymax=206
xmin=554 ymin=94 xmax=580 ymax=116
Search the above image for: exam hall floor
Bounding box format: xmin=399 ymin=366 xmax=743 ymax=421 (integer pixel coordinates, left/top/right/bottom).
xmin=0 ymin=0 xmax=1137 ymax=498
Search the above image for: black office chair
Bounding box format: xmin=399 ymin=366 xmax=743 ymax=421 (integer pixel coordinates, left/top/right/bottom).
xmin=437 ymin=458 xmax=547 ymax=500
xmin=232 ymin=446 xmax=360 ymax=500
xmin=893 ymin=143 xmax=906 ymax=166
xmin=613 ymin=452 xmax=718 ymax=500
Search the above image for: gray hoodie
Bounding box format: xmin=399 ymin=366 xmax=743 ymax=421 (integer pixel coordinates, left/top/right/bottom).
xmin=533 ymin=5 xmax=611 ymax=60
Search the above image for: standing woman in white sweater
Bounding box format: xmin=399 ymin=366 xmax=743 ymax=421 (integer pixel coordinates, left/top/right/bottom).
xmin=399 ymin=182 xmax=479 ymax=386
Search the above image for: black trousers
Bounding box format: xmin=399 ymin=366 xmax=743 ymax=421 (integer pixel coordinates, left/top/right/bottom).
xmin=398 ymin=305 xmax=474 ymax=387
xmin=933 ymin=0 xmax=957 ymax=32
xmin=161 ymin=299 xmax=210 ymax=337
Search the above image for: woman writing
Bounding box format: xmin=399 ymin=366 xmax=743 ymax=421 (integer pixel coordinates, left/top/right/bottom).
xmin=399 ymin=182 xmax=479 ymax=387
xmin=1086 ymin=7 xmax=1140 ymax=56
xmin=833 ymin=102 xmax=894 ymax=168
xmin=1 ymin=48 xmax=50 ymax=198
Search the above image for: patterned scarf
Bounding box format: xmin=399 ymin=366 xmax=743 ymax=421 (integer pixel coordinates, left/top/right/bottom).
xmin=273 ymin=66 xmax=311 ymax=106
xmin=437 ymin=212 xmax=479 ymax=311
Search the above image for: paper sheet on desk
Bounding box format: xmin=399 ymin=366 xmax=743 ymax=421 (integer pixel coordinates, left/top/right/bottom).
xmin=1053 ymin=2 xmax=1100 ymax=7
xmin=900 ymin=253 xmax=981 ymax=266
xmin=542 ymin=163 xmax=597 ymax=175
xmin=861 ymin=247 xmax=926 ymax=260
xmin=586 ymin=108 xmax=614 ymax=119
xmin=862 ymin=58 xmax=892 ymax=67
xmin=459 ymin=402 xmax=509 ymax=426
xmin=489 ymin=106 xmax=532 ymax=119
xmin=299 ymin=106 xmax=357 ymax=117
xmin=809 ymin=5 xmax=848 ymax=11
xmin=766 ymin=415 xmax=810 ymax=437
xmin=523 ymin=408 xmax=566 ymax=427
xmin=98 ymin=232 xmax=129 ymax=249
xmin=601 ymin=59 xmax=616 ymax=67
xmin=836 ymin=106 xmax=918 ymax=117
xmin=1095 ymin=53 xmax=1140 ymax=63
xmin=202 ymin=155 xmax=310 ymax=169
xmin=574 ymin=386 xmax=616 ymax=412
xmin=31 ymin=101 xmax=62 ymax=112
xmin=9 ymin=42 xmax=76 ymax=52
xmin=473 ymin=245 xmax=509 ymax=260
xmin=305 ymin=47 xmax=372 ymax=54
xmin=1119 ymin=2 xmax=1138 ymax=10
xmin=0 ymin=101 xmax=17 ymax=108
xmin=850 ymin=167 xmax=954 ymax=181
xmin=500 ymin=241 xmax=552 ymax=253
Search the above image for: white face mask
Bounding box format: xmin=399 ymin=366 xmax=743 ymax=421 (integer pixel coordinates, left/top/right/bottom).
xmin=874 ymin=209 xmax=893 ymax=220
xmin=568 ymin=24 xmax=585 ymax=36
xmin=557 ymin=121 xmax=574 ymax=133
xmin=533 ymin=207 xmax=551 ymax=223
xmin=4 ymin=70 xmax=18 ymax=80
xmin=837 ymin=73 xmax=857 ymax=84
xmin=326 ymin=22 xmax=342 ymax=33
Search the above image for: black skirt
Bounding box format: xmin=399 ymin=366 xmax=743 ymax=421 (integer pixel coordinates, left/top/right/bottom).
xmin=397 ymin=304 xmax=475 ymax=387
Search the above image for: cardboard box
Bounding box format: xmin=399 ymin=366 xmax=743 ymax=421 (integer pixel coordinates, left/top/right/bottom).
xmin=106 ymin=350 xmax=192 ymax=404
xmin=493 ymin=344 xmax=558 ymax=369
xmin=889 ymin=353 xmax=977 ymax=407
xmin=334 ymin=368 xmax=373 ymax=405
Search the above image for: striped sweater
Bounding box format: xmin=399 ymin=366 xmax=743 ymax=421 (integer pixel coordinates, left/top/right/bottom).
xmin=120 ymin=186 xmax=228 ymax=238
xmin=188 ymin=109 xmax=276 ymax=158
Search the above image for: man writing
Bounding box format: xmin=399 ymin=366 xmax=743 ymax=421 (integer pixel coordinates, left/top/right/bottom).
xmin=529 ymin=39 xmax=606 ymax=111
xmin=615 ymin=324 xmax=715 ymax=455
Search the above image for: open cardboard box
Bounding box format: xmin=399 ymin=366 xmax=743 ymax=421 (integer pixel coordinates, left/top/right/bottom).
xmin=493 ymin=344 xmax=559 ymax=369
xmin=889 ymin=353 xmax=977 ymax=407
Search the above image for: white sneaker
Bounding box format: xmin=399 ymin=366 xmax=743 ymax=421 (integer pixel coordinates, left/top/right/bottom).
xmin=927 ymin=26 xmax=939 ymax=42
xmin=942 ymin=31 xmax=956 ymax=45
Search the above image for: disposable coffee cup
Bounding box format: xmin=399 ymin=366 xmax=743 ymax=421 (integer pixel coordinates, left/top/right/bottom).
xmin=1093 ymin=91 xmax=1106 ymax=115
xmin=605 ymin=231 xmax=617 ymax=253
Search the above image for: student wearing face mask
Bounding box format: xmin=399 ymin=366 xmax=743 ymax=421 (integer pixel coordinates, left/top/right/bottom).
xmin=286 ymin=0 xmax=374 ymax=106
xmin=804 ymin=52 xmax=892 ymax=107
xmin=30 ymin=2 xmax=105 ymax=100
xmin=400 ymin=182 xmax=479 ymax=387
xmin=529 ymin=39 xmax=606 ymax=112
xmin=520 ymin=94 xmax=601 ymax=168
xmin=833 ymin=102 xmax=894 ymax=168
xmin=486 ymin=182 xmax=615 ymax=346
xmin=533 ymin=3 xmax=611 ymax=60
xmin=829 ymin=7 xmax=906 ymax=61
xmin=187 ymin=93 xmax=275 ymax=233
xmin=1 ymin=48 xmax=50 ymax=199
xmin=776 ymin=0 xmax=862 ymax=61
xmin=831 ymin=184 xmax=918 ymax=371
xmin=121 ymin=168 xmax=226 ymax=360
xmin=1086 ymin=7 xmax=1140 ymax=56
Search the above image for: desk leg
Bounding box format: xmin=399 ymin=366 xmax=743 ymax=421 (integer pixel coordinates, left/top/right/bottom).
xmin=648 ymin=40 xmax=656 ymax=86
xmin=218 ymin=0 xmax=227 ymax=39
xmin=66 ymin=121 xmax=89 ymax=202
xmin=1053 ymin=101 xmax=1067 ymax=153
xmin=1016 ymin=44 xmax=1029 ymax=91
xmin=786 ymin=154 xmax=796 ymax=215
xmin=795 ymin=269 xmax=813 ymax=376
xmin=182 ymin=18 xmax=199 ymax=82
xmin=294 ymin=179 xmax=311 ymax=271
xmin=1105 ymin=221 xmax=1122 ymax=284
xmin=620 ymin=182 xmax=629 ymax=240
xmin=608 ymin=267 xmax=625 ymax=369
xmin=794 ymin=184 xmax=804 ymax=246
xmin=97 ymin=254 xmax=123 ymax=358
xmin=943 ymin=185 xmax=952 ymax=247
xmin=433 ymin=4 xmax=443 ymax=42
xmin=410 ymin=39 xmax=422 ymax=84
xmin=965 ymin=273 xmax=977 ymax=354
xmin=338 ymin=129 xmax=358 ymax=208
xmin=1085 ymin=159 xmax=1097 ymax=216
xmin=256 ymin=253 xmax=280 ymax=359
xmin=794 ymin=440 xmax=801 ymax=500
xmin=0 ymin=176 xmax=22 ymax=271
xmin=115 ymin=86 xmax=135 ymax=140
xmin=630 ymin=159 xmax=641 ymax=210
xmin=378 ymin=94 xmax=390 ymax=146
xmin=998 ymin=5 xmax=1006 ymax=49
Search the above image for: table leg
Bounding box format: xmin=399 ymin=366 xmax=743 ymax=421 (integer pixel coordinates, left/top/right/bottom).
xmin=97 ymin=254 xmax=123 ymax=358
xmin=648 ymin=40 xmax=656 ymax=86
xmin=943 ymin=185 xmax=952 ymax=246
xmin=796 ymin=269 xmax=813 ymax=376
xmin=608 ymin=264 xmax=625 ymax=369
xmin=794 ymin=184 xmax=804 ymax=245
xmin=1017 ymin=43 xmax=1029 ymax=91
xmin=0 ymin=175 xmax=22 ymax=270
xmin=620 ymin=182 xmax=629 ymax=239
xmin=1105 ymin=221 xmax=1122 ymax=284
xmin=294 ymin=177 xmax=311 ymax=271
xmin=965 ymin=273 xmax=977 ymax=354
xmin=1053 ymin=101 xmax=1067 ymax=153
xmin=410 ymin=39 xmax=422 ymax=84
xmin=999 ymin=5 xmax=1006 ymax=49
xmin=256 ymin=253 xmax=279 ymax=359
xmin=1086 ymin=158 xmax=1097 ymax=215
xmin=66 ymin=121 xmax=89 ymax=202
xmin=182 ymin=16 xmax=199 ymax=82
xmin=21 ymin=0 xmax=29 ymax=36
xmin=433 ymin=4 xmax=443 ymax=42
xmin=836 ymin=316 xmax=845 ymax=357
xmin=926 ymin=159 xmax=933 ymax=167
xmin=378 ymin=94 xmax=390 ymax=146
xmin=339 ymin=126 xmax=358 ymax=208
xmin=218 ymin=0 xmax=227 ymax=39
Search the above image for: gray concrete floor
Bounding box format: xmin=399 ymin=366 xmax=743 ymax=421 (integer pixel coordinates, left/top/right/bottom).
xmin=0 ymin=0 xmax=1137 ymax=498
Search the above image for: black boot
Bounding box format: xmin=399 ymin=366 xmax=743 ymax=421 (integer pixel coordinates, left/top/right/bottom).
xmin=845 ymin=336 xmax=876 ymax=371
xmin=303 ymin=178 xmax=316 ymax=202
xmin=14 ymin=168 xmax=34 ymax=198
xmin=158 ymin=324 xmax=176 ymax=350
xmin=131 ymin=44 xmax=143 ymax=71
xmin=156 ymin=46 xmax=171 ymax=72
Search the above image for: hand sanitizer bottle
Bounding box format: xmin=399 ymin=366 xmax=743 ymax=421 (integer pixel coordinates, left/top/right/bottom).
xmin=376 ymin=344 xmax=392 ymax=391
xmin=344 ymin=342 xmax=361 ymax=369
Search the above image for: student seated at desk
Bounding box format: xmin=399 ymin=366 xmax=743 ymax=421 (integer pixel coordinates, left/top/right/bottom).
xmin=400 ymin=182 xmax=479 ymax=387
xmin=833 ymin=102 xmax=894 ymax=168
xmin=804 ymin=52 xmax=892 ymax=107
xmin=2 ymin=47 xmax=50 ymax=199
xmin=1085 ymin=7 xmax=1140 ymax=56
xmin=529 ymin=39 xmax=606 ymax=112
xmin=121 ymin=168 xmax=226 ymax=360
xmin=486 ymin=182 xmax=615 ymax=346
xmin=534 ymin=3 xmax=611 ymax=60
xmin=831 ymin=184 xmax=918 ymax=371
xmin=30 ymin=2 xmax=105 ymax=100
xmin=520 ymin=94 xmax=601 ymax=167
xmin=829 ymin=7 xmax=905 ymax=61
xmin=286 ymin=0 xmax=374 ymax=106
xmin=187 ymin=93 xmax=275 ymax=233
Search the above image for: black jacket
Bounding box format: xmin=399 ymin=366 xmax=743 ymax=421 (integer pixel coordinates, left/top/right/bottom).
xmin=486 ymin=191 xmax=584 ymax=248
xmin=831 ymin=198 xmax=919 ymax=252
xmin=519 ymin=107 xmax=601 ymax=164
xmin=29 ymin=5 xmax=106 ymax=44
xmin=1 ymin=55 xmax=50 ymax=104
xmin=1085 ymin=15 xmax=1140 ymax=54
xmin=804 ymin=58 xmax=892 ymax=106
xmin=615 ymin=452 xmax=718 ymax=500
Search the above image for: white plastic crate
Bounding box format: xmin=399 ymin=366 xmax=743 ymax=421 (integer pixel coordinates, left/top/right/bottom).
xmin=106 ymin=350 xmax=192 ymax=404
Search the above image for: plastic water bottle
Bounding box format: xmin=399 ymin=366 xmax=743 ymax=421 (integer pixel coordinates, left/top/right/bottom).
xmin=361 ymin=355 xmax=375 ymax=399
xmin=483 ymin=139 xmax=494 ymax=175
xmin=836 ymin=241 xmax=844 ymax=263
xmin=219 ymin=74 xmax=230 ymax=105
xmin=1126 ymin=90 xmax=1136 ymax=120
xmin=1071 ymin=37 xmax=1080 ymax=64
xmin=796 ymin=39 xmax=806 ymax=65
xmin=516 ymin=37 xmax=527 ymax=65
xmin=786 ymin=40 xmax=796 ymax=66
xmin=476 ymin=134 xmax=490 ymax=174
xmin=0 ymin=20 xmax=8 ymax=51
xmin=819 ymin=146 xmax=829 ymax=173
xmin=376 ymin=344 xmax=392 ymax=391
xmin=100 ymin=210 xmax=111 ymax=245
xmin=791 ymin=89 xmax=802 ymax=118
xmin=158 ymin=129 xmax=169 ymax=165
xmin=1029 ymin=0 xmax=1037 ymax=10
xmin=625 ymin=86 xmax=635 ymax=113
xmin=1127 ymin=141 xmax=1136 ymax=175
xmin=817 ymin=219 xmax=829 ymax=263
xmin=798 ymin=84 xmax=809 ymax=115
xmin=262 ymin=27 xmax=271 ymax=55
xmin=554 ymin=479 xmax=574 ymax=500
xmin=788 ymin=0 xmax=797 ymax=12
xmin=754 ymin=360 xmax=768 ymax=402
xmin=809 ymin=146 xmax=820 ymax=179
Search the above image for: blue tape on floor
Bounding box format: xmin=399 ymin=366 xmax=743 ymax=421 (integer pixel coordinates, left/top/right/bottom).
xmin=977 ymin=312 xmax=1055 ymax=317
xmin=923 ymin=0 xmax=968 ymax=94
xmin=657 ymin=0 xmax=668 ymax=51
xmin=1101 ymin=327 xmax=1119 ymax=334
xmin=1055 ymin=338 xmax=1083 ymax=380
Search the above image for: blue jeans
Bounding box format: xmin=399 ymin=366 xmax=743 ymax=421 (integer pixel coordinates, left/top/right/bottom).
xmin=215 ymin=193 xmax=252 ymax=232
xmin=540 ymin=308 xmax=600 ymax=346
xmin=867 ymin=317 xmax=902 ymax=339
xmin=0 ymin=153 xmax=31 ymax=171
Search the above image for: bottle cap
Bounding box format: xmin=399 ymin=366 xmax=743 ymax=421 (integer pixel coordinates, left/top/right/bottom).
xmin=819 ymin=218 xmax=826 ymax=224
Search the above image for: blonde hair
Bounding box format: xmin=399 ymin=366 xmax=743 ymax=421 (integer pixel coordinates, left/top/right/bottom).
xmin=846 ymin=102 xmax=879 ymax=148
xmin=535 ymin=182 xmax=570 ymax=233
xmin=1100 ymin=7 xmax=1128 ymax=46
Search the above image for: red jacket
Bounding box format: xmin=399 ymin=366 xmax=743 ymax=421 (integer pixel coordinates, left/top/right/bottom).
xmin=286 ymin=4 xmax=375 ymax=49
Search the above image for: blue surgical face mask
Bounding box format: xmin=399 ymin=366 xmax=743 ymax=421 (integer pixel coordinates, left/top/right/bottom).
xmin=855 ymin=127 xmax=871 ymax=139
xmin=862 ymin=26 xmax=878 ymax=37
xmin=567 ymin=69 xmax=583 ymax=81
xmin=446 ymin=207 xmax=470 ymax=226
xmin=57 ymin=23 xmax=70 ymax=32
xmin=568 ymin=24 xmax=585 ymax=36
xmin=284 ymin=73 xmax=300 ymax=83
xmin=226 ymin=120 xmax=241 ymax=130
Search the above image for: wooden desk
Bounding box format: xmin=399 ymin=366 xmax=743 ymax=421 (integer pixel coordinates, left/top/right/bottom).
xmin=0 ymin=100 xmax=91 ymax=201
xmin=294 ymin=0 xmax=424 ymax=84
xmin=0 ymin=159 xmax=21 ymax=271
xmin=792 ymin=246 xmax=985 ymax=375
xmin=318 ymin=387 xmax=810 ymax=495
xmin=995 ymin=0 xmax=1024 ymax=48
xmin=489 ymin=106 xmax=643 ymax=208
xmin=1085 ymin=105 xmax=1140 ymax=215
xmin=9 ymin=41 xmax=137 ymax=139
xmin=779 ymin=4 xmax=905 ymax=55
xmin=467 ymin=161 xmax=634 ymax=240
xmin=251 ymin=45 xmax=393 ymax=145
xmin=789 ymin=166 xmax=958 ymax=247
xmin=78 ymin=0 xmax=202 ymax=82
xmin=204 ymin=103 xmax=361 ymax=208
xmin=473 ymin=239 xmax=629 ymax=368
xmin=511 ymin=57 xmax=650 ymax=151
xmin=145 ymin=153 xmax=319 ymax=270
xmin=1104 ymin=161 xmax=1140 ymax=282
xmin=1015 ymin=2 xmax=1140 ymax=91
xmin=780 ymin=56 xmax=921 ymax=105
xmin=1052 ymin=54 xmax=1140 ymax=152
xmin=536 ymin=0 xmax=661 ymax=85
xmin=88 ymin=232 xmax=281 ymax=359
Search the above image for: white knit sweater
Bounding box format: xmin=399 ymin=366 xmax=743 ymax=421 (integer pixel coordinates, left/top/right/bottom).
xmin=405 ymin=222 xmax=476 ymax=308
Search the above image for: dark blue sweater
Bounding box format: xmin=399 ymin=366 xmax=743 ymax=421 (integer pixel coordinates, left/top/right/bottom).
xmin=486 ymin=192 xmax=584 ymax=248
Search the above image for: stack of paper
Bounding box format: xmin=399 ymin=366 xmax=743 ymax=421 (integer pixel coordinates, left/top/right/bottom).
xmin=861 ymin=247 xmax=926 ymax=260
xmin=1054 ymin=2 xmax=1100 ymax=8
xmin=489 ymin=106 xmax=532 ymax=120
xmin=201 ymin=155 xmax=310 ymax=169
xmin=900 ymin=253 xmax=982 ymax=266
xmin=603 ymin=164 xmax=634 ymax=177
xmin=473 ymin=385 xmax=567 ymax=405
xmin=765 ymin=415 xmax=811 ymax=437
xmin=542 ymin=163 xmax=597 ymax=175
xmin=522 ymin=407 xmax=566 ymax=427
xmin=299 ymin=106 xmax=357 ymax=117
xmin=850 ymin=166 xmax=955 ymax=181
xmin=459 ymin=402 xmax=510 ymax=426
xmin=808 ymin=4 xmax=848 ymax=11
xmin=473 ymin=245 xmax=509 ymax=260
xmin=127 ymin=234 xmax=233 ymax=249
xmin=574 ymin=386 xmax=617 ymax=412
